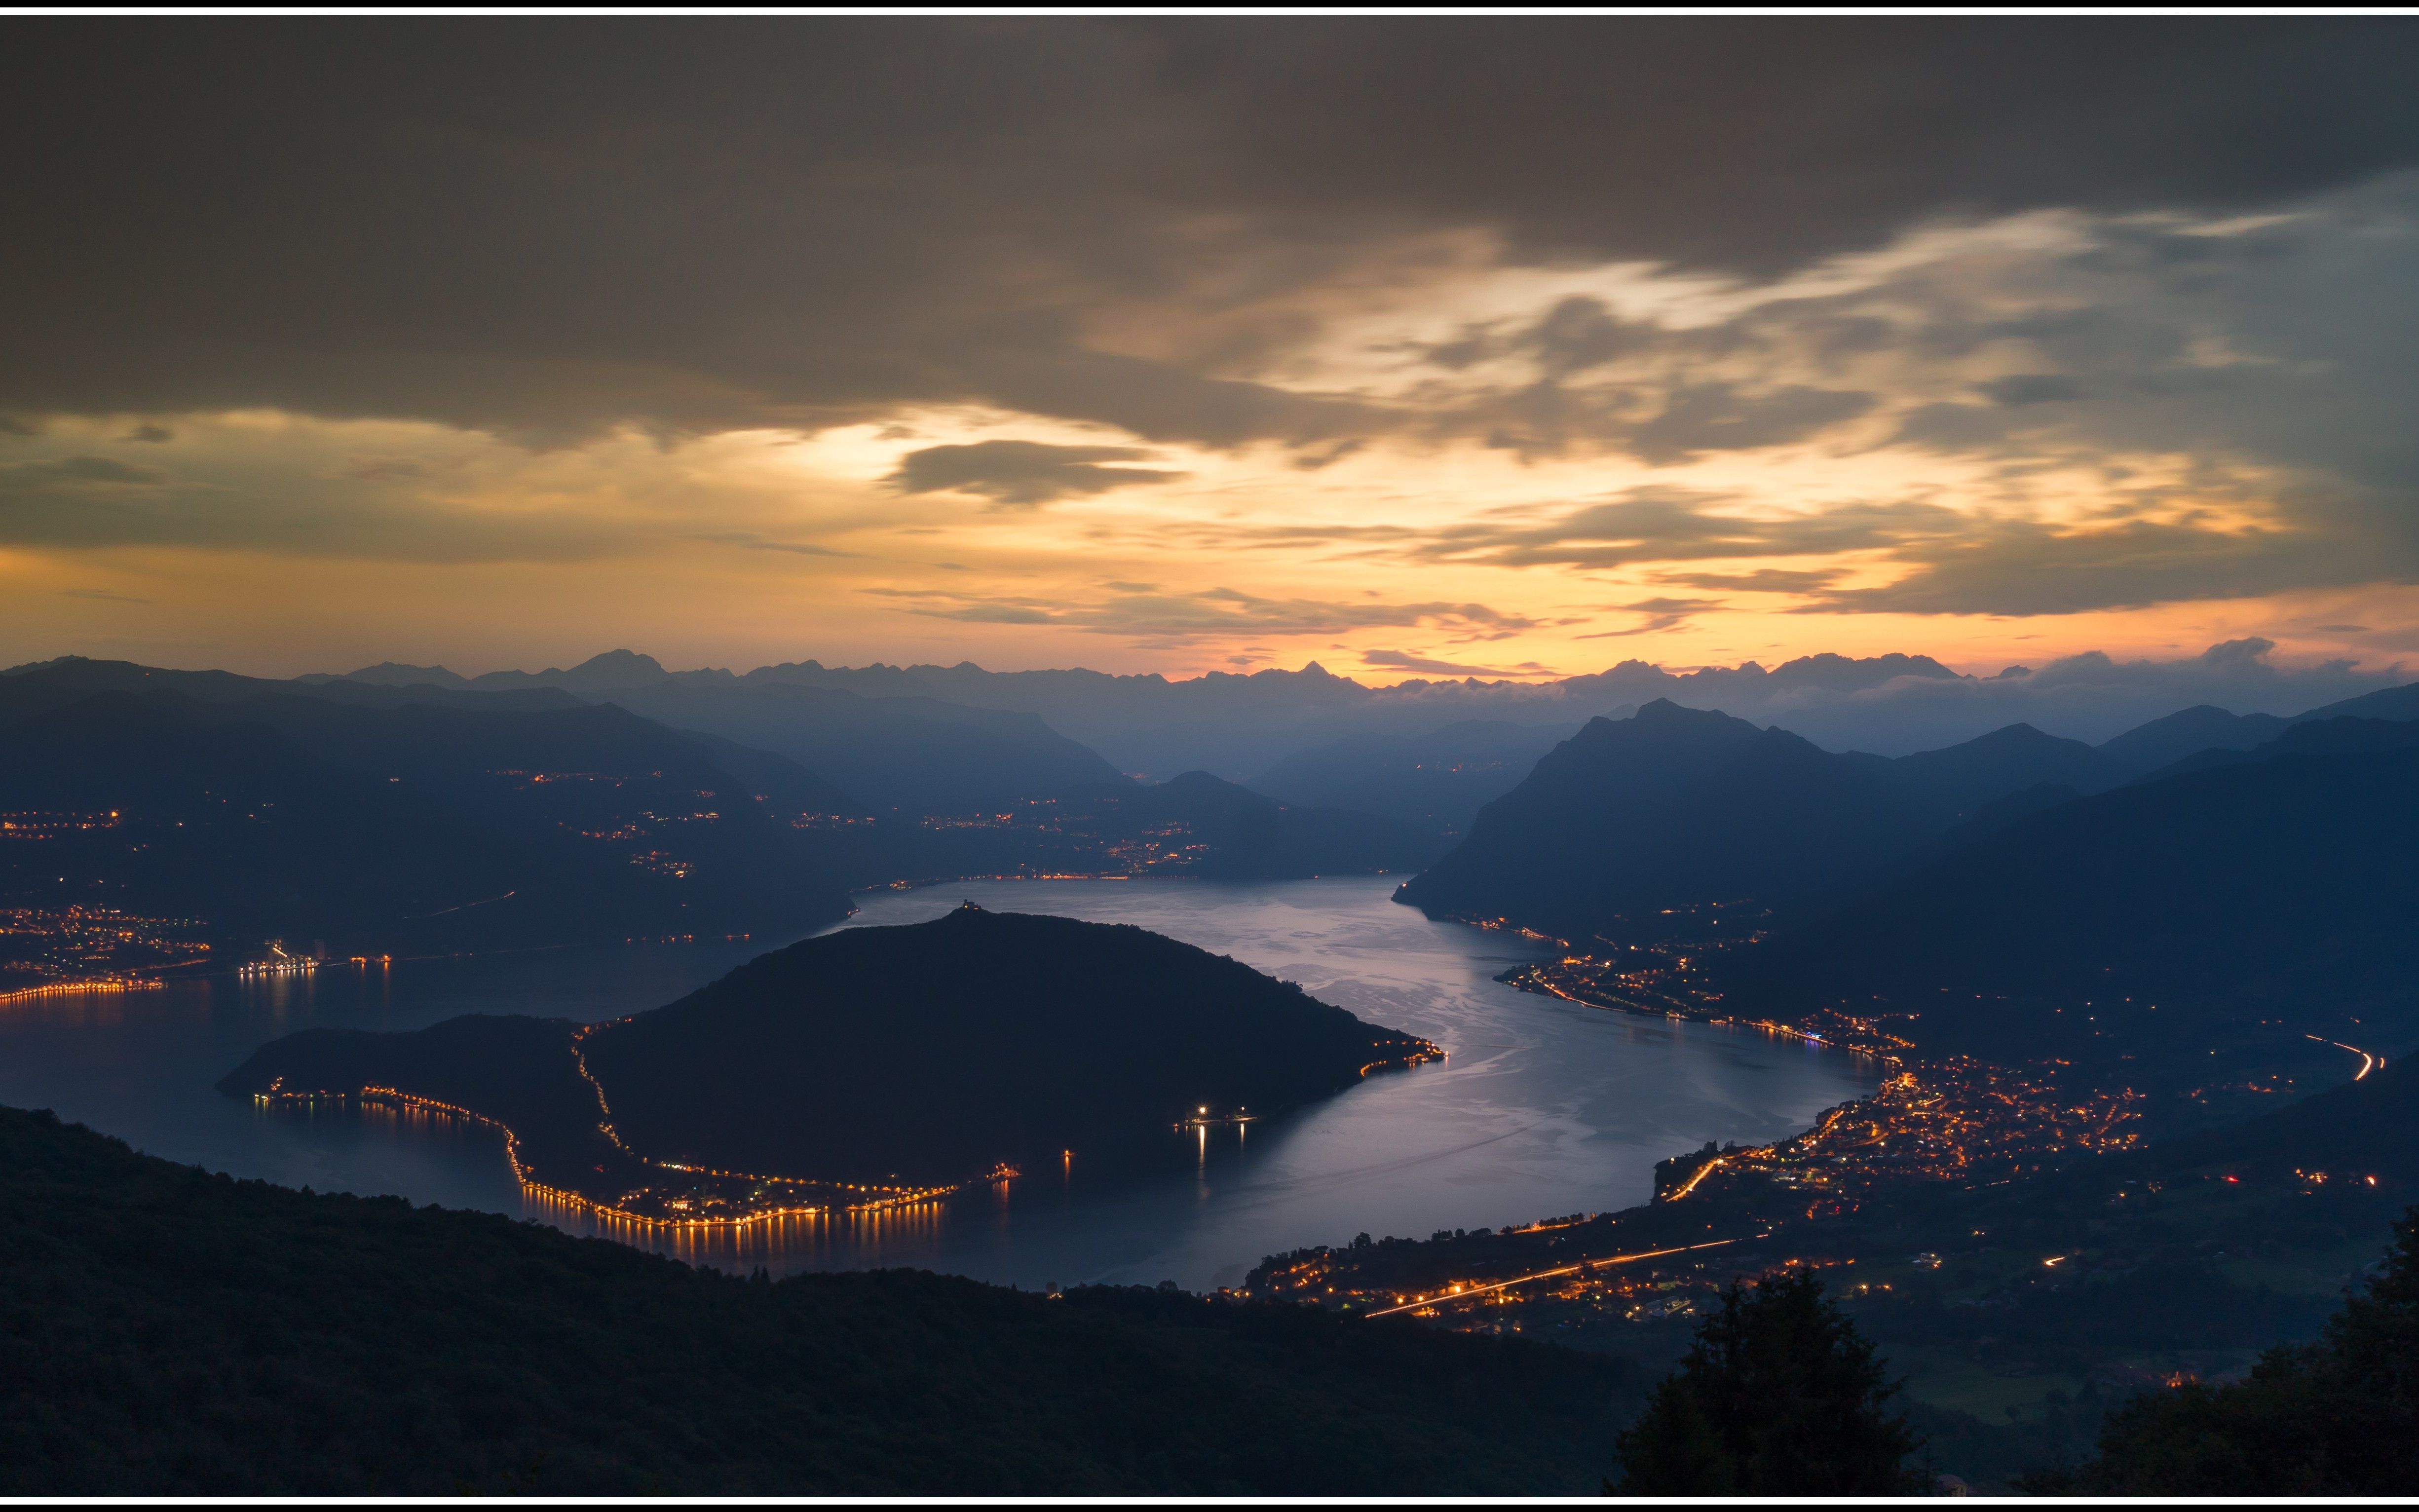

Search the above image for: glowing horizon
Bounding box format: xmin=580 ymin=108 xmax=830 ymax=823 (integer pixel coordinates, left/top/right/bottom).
xmin=8 ymin=24 xmax=2419 ymax=690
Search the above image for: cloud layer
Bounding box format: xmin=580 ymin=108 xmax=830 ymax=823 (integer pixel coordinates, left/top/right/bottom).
xmin=7 ymin=20 xmax=2419 ymax=443
xmin=7 ymin=20 xmax=2419 ymax=686
xmin=883 ymin=441 xmax=1186 ymax=506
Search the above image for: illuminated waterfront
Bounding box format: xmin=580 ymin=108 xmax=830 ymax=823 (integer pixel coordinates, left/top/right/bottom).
xmin=0 ymin=876 xmax=1876 ymax=1290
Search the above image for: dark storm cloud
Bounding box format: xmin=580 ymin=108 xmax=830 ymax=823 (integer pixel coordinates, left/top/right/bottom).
xmin=1625 ymin=383 xmax=1878 ymax=465
xmin=882 ymin=441 xmax=1188 ymax=507
xmin=1794 ymin=517 xmax=2365 ymax=618
xmin=1175 ymin=18 xmax=2419 ymax=273
xmin=1523 ymin=297 xmax=1653 ymax=377
xmin=1977 ymin=375 xmax=2084 ymax=407
xmin=0 ymin=450 xmax=609 ymax=562
xmin=3 ymin=18 xmax=2415 ymax=440
xmin=1421 ymin=482 xmax=2417 ymax=620
xmin=2 ymin=455 xmax=169 ymax=487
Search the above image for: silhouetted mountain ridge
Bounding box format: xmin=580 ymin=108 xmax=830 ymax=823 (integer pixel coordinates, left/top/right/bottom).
xmin=1397 ymin=700 xmax=2132 ymax=942
xmin=2091 ymin=702 xmax=2292 ymax=775
xmin=293 ymin=653 xmax=1130 ymax=814
xmin=308 ymin=645 xmax=2416 ymax=776
xmin=0 ymin=671 xmax=853 ymax=958
xmin=1731 ymin=744 xmax=2419 ymax=1077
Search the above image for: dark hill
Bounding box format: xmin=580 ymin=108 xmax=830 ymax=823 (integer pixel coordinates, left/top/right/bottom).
xmin=527 ymin=678 xmax=1128 ymax=815
xmin=1397 ymin=701 xmax=1784 ymax=940
xmin=0 ymin=654 xmax=582 ymax=716
xmin=2134 ymin=715 xmax=2419 ymax=786
xmin=217 ymin=1015 xmax=614 ymax=1184
xmin=2089 ymin=681 xmax=2419 ymax=780
xmin=2262 ymin=714 xmax=2419 ymax=758
xmin=0 ymin=1103 xmax=1638 ymax=1494
xmin=465 ymin=647 xmax=674 ymax=694
xmin=6 ymin=656 xmax=1122 ymax=820
xmin=1731 ymin=746 xmax=2419 ymax=1074
xmin=679 ymin=729 xmax=866 ymax=817
xmin=227 ymin=906 xmax=1438 ymax=1192
xmin=2298 ymin=679 xmax=2419 ymax=724
xmin=2093 ymin=702 xmax=2291 ymax=777
xmin=0 ymin=681 xmax=852 ymax=960
xmin=1397 ymin=701 xmax=2006 ymax=942
xmin=1398 ymin=702 xmax=2166 ymax=943
xmin=581 ymin=906 xmax=1436 ymax=1183
xmin=1892 ymin=721 xmax=2118 ymax=811
xmin=2153 ymin=1051 xmax=2419 ymax=1184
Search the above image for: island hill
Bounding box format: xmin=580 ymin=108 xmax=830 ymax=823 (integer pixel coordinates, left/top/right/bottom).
xmin=220 ymin=905 xmax=1439 ymax=1220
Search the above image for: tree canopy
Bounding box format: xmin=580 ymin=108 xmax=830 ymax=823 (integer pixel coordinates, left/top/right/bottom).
xmin=2041 ymin=1208 xmax=2419 ymax=1494
xmin=1613 ymin=1268 xmax=1922 ymax=1495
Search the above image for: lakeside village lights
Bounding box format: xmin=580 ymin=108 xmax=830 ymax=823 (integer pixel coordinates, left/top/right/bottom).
xmin=253 ymin=1080 xmax=1006 ymax=1233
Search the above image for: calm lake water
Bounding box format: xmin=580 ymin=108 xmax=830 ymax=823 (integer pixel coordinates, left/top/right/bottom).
xmin=0 ymin=876 xmax=1876 ymax=1290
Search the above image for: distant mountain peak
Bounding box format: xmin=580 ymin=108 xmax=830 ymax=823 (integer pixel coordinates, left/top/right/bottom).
xmin=567 ymin=649 xmax=667 ymax=680
xmin=1625 ymin=698 xmax=1758 ymax=732
xmin=1766 ymin=651 xmax=1962 ymax=685
xmin=335 ymin=660 xmax=469 ymax=689
xmin=1964 ymin=721 xmax=2055 ymax=745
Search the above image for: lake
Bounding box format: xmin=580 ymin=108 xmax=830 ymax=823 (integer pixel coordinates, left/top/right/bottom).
xmin=0 ymin=876 xmax=1877 ymax=1290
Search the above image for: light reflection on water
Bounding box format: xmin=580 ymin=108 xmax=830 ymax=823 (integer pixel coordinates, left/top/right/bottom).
xmin=1 ymin=877 xmax=1877 ymax=1291
xmin=0 ymin=937 xmax=776 ymax=1214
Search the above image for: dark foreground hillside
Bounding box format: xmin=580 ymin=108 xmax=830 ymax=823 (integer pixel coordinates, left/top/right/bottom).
xmin=0 ymin=1106 xmax=1639 ymax=1495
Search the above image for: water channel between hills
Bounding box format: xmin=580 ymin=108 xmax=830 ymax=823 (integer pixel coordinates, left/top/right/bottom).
xmin=0 ymin=875 xmax=1879 ymax=1291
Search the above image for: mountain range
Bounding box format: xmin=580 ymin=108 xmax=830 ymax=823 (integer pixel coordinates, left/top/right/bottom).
xmin=317 ymin=653 xmax=1124 ymax=814
xmin=1738 ymin=725 xmax=2419 ymax=1080
xmin=18 ymin=649 xmax=2419 ymax=1015
xmin=0 ymin=659 xmax=1439 ymax=960
xmin=310 ymin=642 xmax=2412 ymax=776
xmin=1394 ymin=699 xmax=2140 ymax=943
xmin=1399 ymin=680 xmax=2419 ymax=946
xmin=0 ymin=666 xmax=856 ymax=959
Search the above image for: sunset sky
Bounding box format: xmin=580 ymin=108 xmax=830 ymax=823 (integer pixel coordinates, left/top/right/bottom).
xmin=9 ymin=18 xmax=2419 ymax=683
